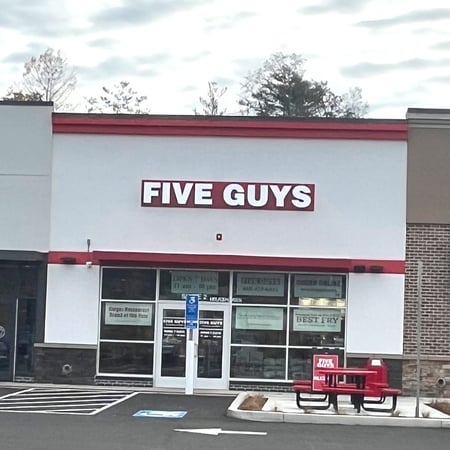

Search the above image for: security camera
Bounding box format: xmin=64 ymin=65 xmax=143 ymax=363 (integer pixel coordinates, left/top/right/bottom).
xmin=86 ymin=261 xmax=93 ymax=267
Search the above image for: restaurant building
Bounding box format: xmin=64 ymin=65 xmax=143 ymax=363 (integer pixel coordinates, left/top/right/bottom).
xmin=0 ymin=102 xmax=407 ymax=391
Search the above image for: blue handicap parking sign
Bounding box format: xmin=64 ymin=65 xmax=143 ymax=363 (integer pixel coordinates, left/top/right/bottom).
xmin=185 ymin=294 xmax=199 ymax=329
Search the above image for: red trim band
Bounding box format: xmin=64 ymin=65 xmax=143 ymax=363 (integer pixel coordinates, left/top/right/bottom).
xmin=52 ymin=115 xmax=407 ymax=141
xmin=47 ymin=251 xmax=405 ymax=274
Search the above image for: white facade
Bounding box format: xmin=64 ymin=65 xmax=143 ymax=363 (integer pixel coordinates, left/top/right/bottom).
xmin=0 ymin=104 xmax=53 ymax=252
xmin=46 ymin=126 xmax=406 ymax=360
xmin=49 ymin=134 xmax=406 ymax=259
xmin=0 ymin=106 xmax=408 ymax=386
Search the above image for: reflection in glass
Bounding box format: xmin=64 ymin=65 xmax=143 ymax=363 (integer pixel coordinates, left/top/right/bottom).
xmin=232 ymin=272 xmax=288 ymax=305
xmin=231 ymin=306 xmax=286 ymax=345
xmin=197 ymin=311 xmax=223 ymax=379
xmin=161 ymin=309 xmax=186 ymax=377
xmin=15 ymin=298 xmax=36 ymax=377
xmin=289 ymin=308 xmax=345 ymax=347
xmin=99 ymin=342 xmax=153 ymax=375
xmin=101 ymin=268 xmax=156 ymax=300
xmin=159 ymin=270 xmax=229 ymax=301
xmin=100 ymin=302 xmax=154 ymax=340
xmin=0 ymin=304 xmax=12 ymax=381
xmin=230 ymin=346 xmax=286 ymax=379
xmin=288 ymin=348 xmax=344 ymax=380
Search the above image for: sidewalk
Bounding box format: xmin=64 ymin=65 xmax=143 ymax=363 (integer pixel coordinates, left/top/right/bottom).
xmin=228 ymin=392 xmax=450 ymax=428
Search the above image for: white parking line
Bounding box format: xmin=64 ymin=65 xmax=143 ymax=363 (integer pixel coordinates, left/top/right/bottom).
xmin=0 ymin=388 xmax=138 ymax=415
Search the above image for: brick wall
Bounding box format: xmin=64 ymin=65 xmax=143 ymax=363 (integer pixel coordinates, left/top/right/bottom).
xmin=403 ymin=224 xmax=450 ymax=395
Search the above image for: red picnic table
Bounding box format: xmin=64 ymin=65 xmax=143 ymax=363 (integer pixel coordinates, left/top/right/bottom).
xmin=293 ymin=358 xmax=401 ymax=413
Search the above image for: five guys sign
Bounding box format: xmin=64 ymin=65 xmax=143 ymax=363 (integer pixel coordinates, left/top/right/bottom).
xmin=141 ymin=180 xmax=315 ymax=211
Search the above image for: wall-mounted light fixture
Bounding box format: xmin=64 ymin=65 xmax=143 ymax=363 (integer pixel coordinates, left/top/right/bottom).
xmin=353 ymin=265 xmax=366 ymax=273
xmin=86 ymin=238 xmax=93 ymax=268
xmin=369 ymin=265 xmax=384 ymax=273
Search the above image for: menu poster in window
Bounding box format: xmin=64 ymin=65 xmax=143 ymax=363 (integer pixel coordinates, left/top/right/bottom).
xmin=236 ymin=273 xmax=284 ymax=297
xmin=293 ymin=308 xmax=341 ymax=332
xmin=235 ymin=306 xmax=284 ymax=330
xmin=105 ymin=303 xmax=152 ymax=326
xmin=294 ymin=275 xmax=343 ymax=298
xmin=171 ymin=271 xmax=219 ymax=294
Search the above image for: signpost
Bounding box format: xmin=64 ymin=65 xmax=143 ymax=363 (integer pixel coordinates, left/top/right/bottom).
xmin=185 ymin=294 xmax=199 ymax=330
xmin=185 ymin=294 xmax=199 ymax=395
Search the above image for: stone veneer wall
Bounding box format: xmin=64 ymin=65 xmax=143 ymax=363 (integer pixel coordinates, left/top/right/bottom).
xmin=403 ymin=224 xmax=450 ymax=397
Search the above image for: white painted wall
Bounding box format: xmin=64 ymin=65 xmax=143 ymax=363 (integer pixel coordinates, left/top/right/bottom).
xmin=346 ymin=273 xmax=404 ymax=355
xmin=50 ymin=134 xmax=407 ymax=260
xmin=45 ymin=264 xmax=100 ymax=344
xmin=0 ymin=104 xmax=53 ymax=251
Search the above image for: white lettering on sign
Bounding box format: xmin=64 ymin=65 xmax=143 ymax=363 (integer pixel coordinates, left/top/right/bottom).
xmin=316 ymin=358 xmax=336 ymax=368
xmin=141 ymin=180 xmax=315 ymax=211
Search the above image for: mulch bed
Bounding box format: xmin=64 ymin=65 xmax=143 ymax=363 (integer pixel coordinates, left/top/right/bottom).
xmin=427 ymin=400 xmax=450 ymax=415
xmin=238 ymin=395 xmax=268 ymax=411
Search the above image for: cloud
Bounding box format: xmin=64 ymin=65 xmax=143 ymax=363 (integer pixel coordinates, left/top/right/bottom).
xmin=78 ymin=53 xmax=175 ymax=83
xmin=204 ymin=11 xmax=258 ymax=32
xmin=300 ymin=0 xmax=373 ymax=14
xmin=431 ymin=41 xmax=450 ymax=51
xmin=0 ymin=0 xmax=82 ymax=37
xmin=182 ymin=50 xmax=212 ymax=63
xmin=356 ymin=8 xmax=450 ymax=29
xmin=1 ymin=45 xmax=47 ymax=64
xmin=426 ymin=74 xmax=450 ymax=84
xmin=341 ymin=58 xmax=450 ymax=78
xmin=87 ymin=37 xmax=120 ymax=49
xmin=90 ymin=0 xmax=204 ymax=29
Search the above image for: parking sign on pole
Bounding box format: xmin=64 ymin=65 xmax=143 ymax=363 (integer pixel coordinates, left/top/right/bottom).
xmin=185 ymin=294 xmax=199 ymax=329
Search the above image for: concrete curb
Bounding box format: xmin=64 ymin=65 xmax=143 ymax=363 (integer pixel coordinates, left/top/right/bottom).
xmin=227 ymin=392 xmax=450 ymax=428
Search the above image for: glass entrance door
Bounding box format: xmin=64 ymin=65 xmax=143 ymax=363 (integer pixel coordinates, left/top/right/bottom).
xmin=155 ymin=303 xmax=229 ymax=390
xmin=0 ymin=303 xmax=15 ymax=381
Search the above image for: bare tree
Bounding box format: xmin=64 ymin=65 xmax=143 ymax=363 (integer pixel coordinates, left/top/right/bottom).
xmin=13 ymin=48 xmax=77 ymax=110
xmin=2 ymin=89 xmax=43 ymax=102
xmin=85 ymin=81 xmax=150 ymax=114
xmin=194 ymin=81 xmax=227 ymax=115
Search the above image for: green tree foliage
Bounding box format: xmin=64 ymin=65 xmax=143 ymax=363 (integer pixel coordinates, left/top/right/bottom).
xmin=239 ymin=53 xmax=368 ymax=118
xmin=194 ymin=81 xmax=228 ymax=115
xmin=85 ymin=81 xmax=150 ymax=114
xmin=5 ymin=48 xmax=77 ymax=110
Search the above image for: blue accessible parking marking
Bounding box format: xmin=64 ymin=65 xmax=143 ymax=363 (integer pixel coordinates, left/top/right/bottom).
xmin=133 ymin=410 xmax=187 ymax=418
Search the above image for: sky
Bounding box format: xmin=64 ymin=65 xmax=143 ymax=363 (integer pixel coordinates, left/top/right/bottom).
xmin=1 ymin=0 xmax=450 ymax=118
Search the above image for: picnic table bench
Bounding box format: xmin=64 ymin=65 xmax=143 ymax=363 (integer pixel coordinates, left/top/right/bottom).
xmin=293 ymin=357 xmax=401 ymax=413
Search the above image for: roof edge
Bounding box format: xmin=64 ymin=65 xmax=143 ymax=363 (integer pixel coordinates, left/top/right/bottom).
xmin=52 ymin=114 xmax=407 ymax=141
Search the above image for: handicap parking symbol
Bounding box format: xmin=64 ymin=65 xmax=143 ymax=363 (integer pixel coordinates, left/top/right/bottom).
xmin=133 ymin=410 xmax=187 ymax=418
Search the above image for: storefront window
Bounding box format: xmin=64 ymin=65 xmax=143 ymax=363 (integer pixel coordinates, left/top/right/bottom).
xmin=100 ymin=302 xmax=154 ymax=340
xmin=290 ymin=274 xmax=346 ymax=307
xmin=289 ymin=308 xmax=345 ymax=347
xmin=101 ymin=268 xmax=156 ymax=300
xmin=232 ymin=272 xmax=287 ymax=305
xmin=230 ymin=347 xmax=286 ymax=379
xmin=159 ymin=270 xmax=229 ymax=301
xmin=288 ymin=274 xmax=346 ymax=349
xmin=99 ymin=268 xmax=156 ymax=377
xmin=230 ymin=272 xmax=346 ymax=382
xmin=99 ymin=342 xmax=153 ymax=375
xmin=231 ymin=306 xmax=286 ymax=345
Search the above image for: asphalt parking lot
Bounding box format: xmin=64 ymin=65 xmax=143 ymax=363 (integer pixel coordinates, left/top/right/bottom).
xmin=1 ymin=388 xmax=450 ymax=450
